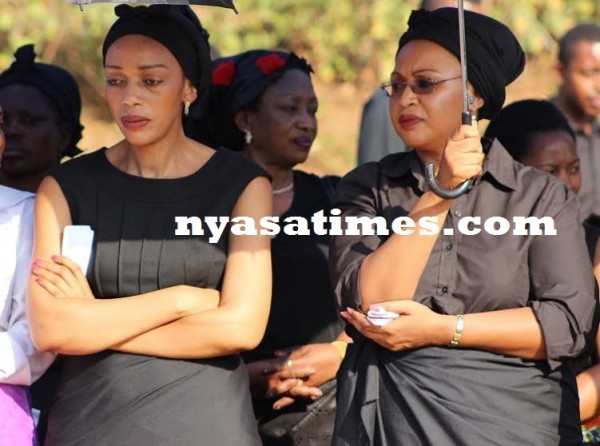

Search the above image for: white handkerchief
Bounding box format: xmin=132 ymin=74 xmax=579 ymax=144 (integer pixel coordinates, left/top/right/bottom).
xmin=61 ymin=225 xmax=94 ymax=274
xmin=366 ymin=307 xmax=400 ymax=327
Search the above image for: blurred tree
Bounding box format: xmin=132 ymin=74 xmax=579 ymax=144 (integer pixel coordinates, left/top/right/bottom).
xmin=0 ymin=0 xmax=115 ymax=104
xmin=489 ymin=0 xmax=598 ymax=54
xmin=0 ymin=0 xmax=596 ymax=95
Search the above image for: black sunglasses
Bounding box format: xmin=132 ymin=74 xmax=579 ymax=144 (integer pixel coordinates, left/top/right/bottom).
xmin=381 ymin=76 xmax=462 ymax=97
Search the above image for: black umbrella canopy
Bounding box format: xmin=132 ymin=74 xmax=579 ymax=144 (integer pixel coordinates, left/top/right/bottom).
xmin=67 ymin=0 xmax=237 ymax=13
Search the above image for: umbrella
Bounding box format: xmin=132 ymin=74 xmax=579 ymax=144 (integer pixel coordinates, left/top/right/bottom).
xmin=68 ymin=0 xmax=237 ymax=13
xmin=423 ymin=0 xmax=473 ymax=199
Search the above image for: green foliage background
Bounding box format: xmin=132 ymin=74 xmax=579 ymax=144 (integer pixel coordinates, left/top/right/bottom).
xmin=0 ymin=0 xmax=597 ymax=102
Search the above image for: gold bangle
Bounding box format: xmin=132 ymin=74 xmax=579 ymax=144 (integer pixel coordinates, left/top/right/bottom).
xmin=449 ymin=314 xmax=464 ymax=347
xmin=331 ymin=340 xmax=348 ymax=359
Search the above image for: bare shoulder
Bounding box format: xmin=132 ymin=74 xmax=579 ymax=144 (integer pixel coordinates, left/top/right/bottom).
xmin=232 ymin=176 xmax=272 ymax=218
xmin=37 ymin=175 xmax=67 ymax=204
xmin=236 ymin=176 xmax=272 ymax=204
xmin=34 ymin=176 xmax=72 ymax=255
xmin=36 ymin=176 xmax=71 ymax=224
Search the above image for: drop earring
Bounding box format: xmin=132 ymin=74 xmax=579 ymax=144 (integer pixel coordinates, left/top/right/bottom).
xmin=184 ymin=101 xmax=191 ymax=116
xmin=244 ymin=129 xmax=253 ymax=145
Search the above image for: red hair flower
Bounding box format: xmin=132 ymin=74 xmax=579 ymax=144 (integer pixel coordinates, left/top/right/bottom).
xmin=255 ymin=54 xmax=286 ymax=76
xmin=212 ymin=61 xmax=236 ymax=86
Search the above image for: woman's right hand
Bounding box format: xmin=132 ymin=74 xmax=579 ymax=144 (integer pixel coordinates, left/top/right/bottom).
xmin=32 ymin=256 xmax=219 ymax=315
xmin=436 ymin=124 xmax=484 ymax=190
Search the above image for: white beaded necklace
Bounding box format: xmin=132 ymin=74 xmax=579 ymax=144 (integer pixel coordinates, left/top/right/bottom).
xmin=272 ymin=181 xmax=294 ymax=195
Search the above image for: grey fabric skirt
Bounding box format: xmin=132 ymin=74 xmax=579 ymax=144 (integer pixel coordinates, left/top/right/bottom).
xmin=45 ymin=351 xmax=261 ymax=446
xmin=333 ymin=341 xmax=581 ymax=446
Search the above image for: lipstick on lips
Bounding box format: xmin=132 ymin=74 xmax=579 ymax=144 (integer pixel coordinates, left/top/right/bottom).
xmin=293 ymin=136 xmax=313 ymax=151
xmin=398 ymin=114 xmax=423 ymax=130
xmin=121 ymin=115 xmax=150 ymax=131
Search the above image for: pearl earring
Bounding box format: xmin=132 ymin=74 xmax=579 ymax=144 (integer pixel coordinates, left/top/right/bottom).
xmin=244 ymin=129 xmax=253 ymax=145
xmin=184 ymin=101 xmax=191 ymax=116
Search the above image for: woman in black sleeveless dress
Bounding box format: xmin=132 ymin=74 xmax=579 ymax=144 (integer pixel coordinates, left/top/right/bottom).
xmin=28 ymin=6 xmax=272 ymax=445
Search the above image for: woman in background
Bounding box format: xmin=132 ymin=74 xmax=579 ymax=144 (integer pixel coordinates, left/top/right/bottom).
xmin=0 ymin=101 xmax=55 ymax=445
xmin=201 ymin=49 xmax=348 ymax=445
xmin=0 ymin=43 xmax=85 ymax=444
xmin=484 ymin=99 xmax=600 ymax=271
xmin=0 ymin=44 xmax=83 ymax=193
xmin=484 ymin=98 xmax=600 ymax=442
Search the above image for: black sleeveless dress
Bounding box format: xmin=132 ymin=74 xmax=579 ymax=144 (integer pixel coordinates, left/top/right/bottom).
xmin=45 ymin=147 xmax=267 ymax=446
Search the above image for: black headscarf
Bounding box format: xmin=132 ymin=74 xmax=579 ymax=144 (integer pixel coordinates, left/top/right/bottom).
xmin=397 ymin=8 xmax=525 ymax=120
xmin=0 ymin=44 xmax=83 ymax=157
xmin=102 ymin=4 xmax=212 ymax=120
xmin=196 ymin=49 xmax=314 ymax=149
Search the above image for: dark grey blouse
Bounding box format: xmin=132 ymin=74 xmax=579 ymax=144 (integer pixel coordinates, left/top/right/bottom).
xmin=330 ymin=140 xmax=596 ymax=370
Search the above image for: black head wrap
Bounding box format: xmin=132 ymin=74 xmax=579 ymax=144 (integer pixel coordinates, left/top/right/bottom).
xmin=102 ymin=4 xmax=212 ymax=119
xmin=195 ymin=49 xmax=314 ymax=149
xmin=0 ymin=44 xmax=83 ymax=157
xmin=397 ymin=8 xmax=525 ymax=120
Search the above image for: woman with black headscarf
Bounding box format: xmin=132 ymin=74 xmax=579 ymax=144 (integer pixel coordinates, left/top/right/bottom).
xmin=27 ymin=5 xmax=271 ymax=445
xmin=330 ymin=8 xmax=596 ymax=445
xmin=0 ymin=44 xmax=85 ymax=443
xmin=0 ymin=44 xmax=83 ymax=193
xmin=200 ymin=49 xmax=348 ymax=445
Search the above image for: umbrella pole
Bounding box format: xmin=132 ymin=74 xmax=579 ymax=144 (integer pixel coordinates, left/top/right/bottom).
xmin=423 ymin=0 xmax=473 ymax=199
xmin=458 ymin=0 xmax=472 ymax=125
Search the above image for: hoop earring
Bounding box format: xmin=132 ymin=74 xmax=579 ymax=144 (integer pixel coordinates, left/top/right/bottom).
xmin=244 ymin=129 xmax=253 ymax=145
xmin=184 ymin=101 xmax=191 ymax=116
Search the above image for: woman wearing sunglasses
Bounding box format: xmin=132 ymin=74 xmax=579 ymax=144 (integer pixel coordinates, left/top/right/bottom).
xmin=330 ymin=8 xmax=596 ymax=445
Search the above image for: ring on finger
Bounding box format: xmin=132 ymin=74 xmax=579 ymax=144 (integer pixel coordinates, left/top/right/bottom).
xmin=286 ymin=359 xmax=293 ymax=368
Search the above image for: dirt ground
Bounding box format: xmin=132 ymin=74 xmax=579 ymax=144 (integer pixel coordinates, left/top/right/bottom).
xmin=77 ymin=55 xmax=558 ymax=178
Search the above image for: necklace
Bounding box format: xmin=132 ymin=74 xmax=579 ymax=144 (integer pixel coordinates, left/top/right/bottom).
xmin=272 ymin=181 xmax=294 ymax=195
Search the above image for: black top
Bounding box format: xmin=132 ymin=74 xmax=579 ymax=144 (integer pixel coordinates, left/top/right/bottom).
xmin=330 ymin=141 xmax=597 ymax=445
xmin=244 ymin=170 xmax=343 ymax=361
xmin=45 ymin=147 xmax=267 ymax=446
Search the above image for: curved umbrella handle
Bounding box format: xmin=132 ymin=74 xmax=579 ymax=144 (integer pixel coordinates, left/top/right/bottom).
xmin=423 ymin=163 xmax=473 ymax=200
xmin=426 ymin=0 xmax=474 ymax=201
xmin=424 ymin=112 xmax=475 ymax=199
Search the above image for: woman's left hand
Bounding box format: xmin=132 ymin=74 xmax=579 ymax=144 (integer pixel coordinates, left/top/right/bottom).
xmin=271 ymin=343 xmax=343 ymax=410
xmin=341 ymin=300 xmax=452 ymax=351
xmin=32 ymin=255 xmax=94 ymax=299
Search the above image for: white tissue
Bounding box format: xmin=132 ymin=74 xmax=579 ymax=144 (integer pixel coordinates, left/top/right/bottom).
xmin=366 ymin=307 xmax=400 ymax=327
xmin=61 ymin=225 xmax=94 ymax=274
